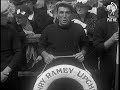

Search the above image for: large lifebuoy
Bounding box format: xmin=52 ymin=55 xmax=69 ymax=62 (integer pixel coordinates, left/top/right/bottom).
xmin=33 ymin=64 xmax=97 ymax=90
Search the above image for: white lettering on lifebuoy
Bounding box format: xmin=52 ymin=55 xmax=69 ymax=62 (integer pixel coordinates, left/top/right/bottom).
xmin=77 ymin=71 xmax=95 ymax=89
xmin=56 ymin=68 xmax=63 ymax=74
xmin=77 ymin=71 xmax=85 ymax=77
xmin=45 ymin=68 xmax=74 ymax=79
xmin=37 ymin=78 xmax=46 ymax=90
xmin=33 ymin=65 xmax=97 ymax=90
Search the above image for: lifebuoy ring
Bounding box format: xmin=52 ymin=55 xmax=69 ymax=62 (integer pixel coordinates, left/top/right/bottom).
xmin=33 ymin=64 xmax=97 ymax=90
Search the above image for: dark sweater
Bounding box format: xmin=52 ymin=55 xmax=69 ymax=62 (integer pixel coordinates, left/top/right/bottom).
xmin=1 ymin=24 xmax=22 ymax=71
xmin=38 ymin=22 xmax=88 ymax=56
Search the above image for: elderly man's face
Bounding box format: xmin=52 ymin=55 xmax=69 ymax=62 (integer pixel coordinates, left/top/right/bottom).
xmin=57 ymin=7 xmax=72 ymax=26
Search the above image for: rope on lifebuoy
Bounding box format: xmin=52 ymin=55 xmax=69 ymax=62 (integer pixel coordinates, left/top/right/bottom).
xmin=37 ymin=55 xmax=92 ymax=78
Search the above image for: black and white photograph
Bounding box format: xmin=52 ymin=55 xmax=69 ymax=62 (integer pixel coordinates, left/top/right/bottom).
xmin=1 ymin=0 xmax=119 ymax=90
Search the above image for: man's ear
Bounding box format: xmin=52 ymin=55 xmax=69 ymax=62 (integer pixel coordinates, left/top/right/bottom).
xmin=56 ymin=15 xmax=58 ymax=19
xmin=56 ymin=13 xmax=58 ymax=19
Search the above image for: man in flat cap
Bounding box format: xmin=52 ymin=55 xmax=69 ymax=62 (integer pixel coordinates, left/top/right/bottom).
xmin=38 ymin=1 xmax=88 ymax=68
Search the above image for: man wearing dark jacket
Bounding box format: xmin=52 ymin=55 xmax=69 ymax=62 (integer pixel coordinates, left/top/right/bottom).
xmin=1 ymin=0 xmax=22 ymax=89
xmin=93 ymin=1 xmax=119 ymax=89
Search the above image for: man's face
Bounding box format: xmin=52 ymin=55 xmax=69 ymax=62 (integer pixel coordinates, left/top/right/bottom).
xmin=57 ymin=7 xmax=72 ymax=26
xmin=16 ymin=16 xmax=28 ymax=25
xmin=76 ymin=7 xmax=88 ymax=15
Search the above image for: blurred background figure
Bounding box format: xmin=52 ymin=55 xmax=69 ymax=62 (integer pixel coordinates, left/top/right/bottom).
xmin=97 ymin=0 xmax=108 ymax=20
xmin=14 ymin=2 xmax=43 ymax=70
xmin=11 ymin=0 xmax=53 ymax=34
xmin=72 ymin=0 xmax=99 ymax=87
xmin=97 ymin=0 xmax=118 ymax=20
xmin=1 ymin=0 xmax=22 ymax=90
xmin=93 ymin=0 xmax=119 ymax=90
xmin=73 ymin=0 xmax=98 ymax=70
xmin=45 ymin=0 xmax=62 ymax=23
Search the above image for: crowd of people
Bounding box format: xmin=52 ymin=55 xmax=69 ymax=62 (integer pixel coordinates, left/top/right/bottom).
xmin=1 ymin=0 xmax=119 ymax=90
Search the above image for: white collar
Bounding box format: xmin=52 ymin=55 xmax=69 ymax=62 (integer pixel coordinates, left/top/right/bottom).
xmin=28 ymin=12 xmax=34 ymax=20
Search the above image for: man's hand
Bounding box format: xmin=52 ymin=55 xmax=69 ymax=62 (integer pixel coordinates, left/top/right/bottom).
xmin=44 ymin=54 xmax=56 ymax=64
xmin=36 ymin=56 xmax=42 ymax=62
xmin=41 ymin=51 xmax=56 ymax=64
xmin=110 ymin=31 xmax=119 ymax=42
xmin=104 ymin=31 xmax=119 ymax=49
xmin=74 ymin=52 xmax=85 ymax=62
xmin=1 ymin=66 xmax=12 ymax=82
xmin=26 ymin=32 xmax=35 ymax=38
xmin=1 ymin=72 xmax=8 ymax=83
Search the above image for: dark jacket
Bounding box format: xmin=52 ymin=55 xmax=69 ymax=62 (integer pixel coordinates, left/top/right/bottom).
xmin=93 ymin=17 xmax=118 ymax=71
xmin=97 ymin=6 xmax=108 ymax=21
xmin=1 ymin=24 xmax=22 ymax=71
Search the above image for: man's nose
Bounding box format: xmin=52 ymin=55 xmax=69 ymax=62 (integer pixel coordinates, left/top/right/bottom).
xmin=63 ymin=13 xmax=67 ymax=17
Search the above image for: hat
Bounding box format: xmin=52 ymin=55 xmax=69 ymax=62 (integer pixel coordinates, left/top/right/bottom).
xmin=1 ymin=0 xmax=10 ymax=13
xmin=15 ymin=4 xmax=33 ymax=18
xmin=55 ymin=1 xmax=75 ymax=13
xmin=75 ymin=2 xmax=92 ymax=10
